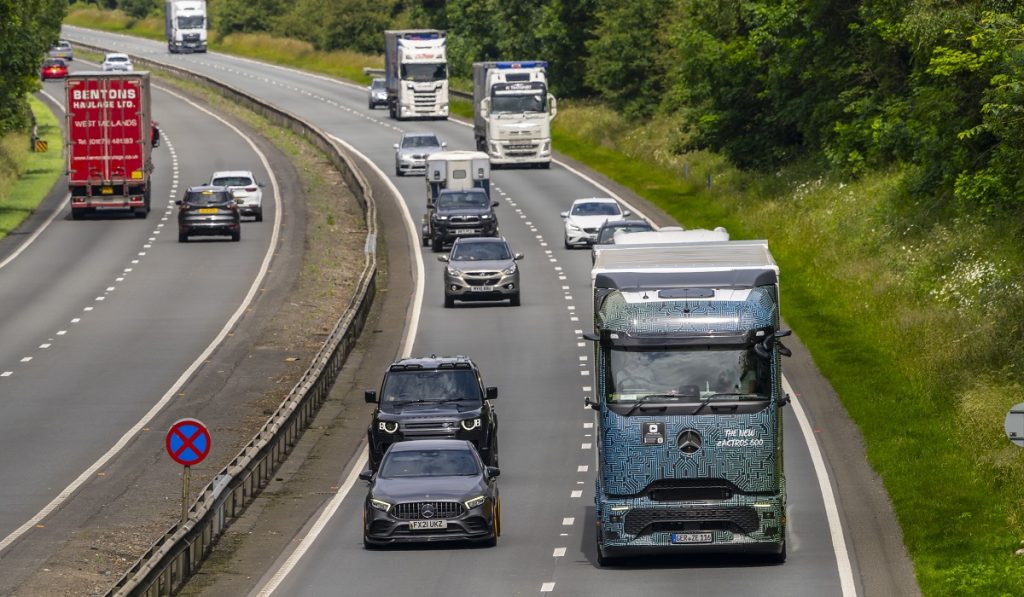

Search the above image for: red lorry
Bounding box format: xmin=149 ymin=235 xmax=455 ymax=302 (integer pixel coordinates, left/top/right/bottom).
xmin=65 ymin=71 xmax=153 ymax=219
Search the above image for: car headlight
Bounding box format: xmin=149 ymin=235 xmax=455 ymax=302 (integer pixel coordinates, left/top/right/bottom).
xmin=377 ymin=420 xmax=398 ymax=434
xmin=446 ymin=266 xmax=460 ymax=277
xmin=566 ymin=222 xmax=581 ymax=231
xmin=460 ymin=418 xmax=481 ymax=431
xmin=464 ymin=495 xmax=487 ymax=509
xmin=370 ymin=498 xmax=392 ymax=512
xmin=501 ymin=263 xmax=517 ymax=275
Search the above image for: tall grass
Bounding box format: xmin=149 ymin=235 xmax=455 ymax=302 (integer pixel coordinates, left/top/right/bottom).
xmin=0 ymin=96 xmax=65 ymax=238
xmin=64 ymin=4 xmax=164 ymax=41
xmin=64 ymin=9 xmax=1024 ymax=594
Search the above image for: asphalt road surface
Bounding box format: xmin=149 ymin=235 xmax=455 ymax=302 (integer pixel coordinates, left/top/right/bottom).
xmin=0 ymin=59 xmax=278 ymax=568
xmin=62 ymin=26 xmax=920 ymax=597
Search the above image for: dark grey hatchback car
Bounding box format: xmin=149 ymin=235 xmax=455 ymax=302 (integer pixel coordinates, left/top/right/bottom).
xmin=176 ymin=186 xmax=241 ymax=242
xmin=360 ymin=439 xmax=500 ymax=548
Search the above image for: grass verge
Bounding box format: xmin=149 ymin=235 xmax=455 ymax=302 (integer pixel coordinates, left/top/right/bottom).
xmin=0 ymin=95 xmax=65 ymax=239
xmin=64 ymin=12 xmax=1024 ymax=597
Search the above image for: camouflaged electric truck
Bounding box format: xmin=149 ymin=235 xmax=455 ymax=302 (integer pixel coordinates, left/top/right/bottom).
xmin=586 ymin=240 xmax=792 ymax=564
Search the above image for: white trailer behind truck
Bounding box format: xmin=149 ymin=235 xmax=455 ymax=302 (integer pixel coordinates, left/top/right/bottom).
xmin=164 ymin=0 xmax=207 ymax=53
xmin=383 ymin=30 xmax=449 ymax=120
xmin=473 ymin=61 xmax=556 ymax=167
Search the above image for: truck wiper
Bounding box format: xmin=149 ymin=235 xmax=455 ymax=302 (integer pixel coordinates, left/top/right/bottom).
xmin=690 ymin=393 xmax=768 ymax=416
xmin=624 ymin=394 xmax=674 ymax=417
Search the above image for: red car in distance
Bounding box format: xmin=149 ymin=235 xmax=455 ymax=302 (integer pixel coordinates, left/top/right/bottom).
xmin=40 ymin=58 xmax=68 ymax=80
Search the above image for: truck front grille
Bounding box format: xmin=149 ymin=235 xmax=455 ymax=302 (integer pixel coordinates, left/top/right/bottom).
xmin=623 ymin=507 xmax=760 ymax=537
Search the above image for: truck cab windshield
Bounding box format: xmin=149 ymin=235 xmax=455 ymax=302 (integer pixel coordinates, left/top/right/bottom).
xmin=606 ymin=345 xmax=770 ymax=404
xmin=491 ymin=92 xmax=547 ymax=114
xmin=379 ymin=370 xmax=482 ymax=412
xmin=401 ymin=63 xmax=446 ymax=82
xmin=176 ymin=16 xmax=204 ymax=29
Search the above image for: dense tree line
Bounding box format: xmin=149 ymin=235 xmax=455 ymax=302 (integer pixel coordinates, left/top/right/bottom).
xmin=0 ymin=0 xmax=66 ymax=135
xmin=97 ymin=0 xmax=1024 ymax=214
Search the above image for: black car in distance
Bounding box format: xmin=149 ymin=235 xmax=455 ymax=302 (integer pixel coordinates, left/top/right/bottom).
xmin=590 ymin=218 xmax=654 ymax=263
xmin=365 ymin=356 xmax=499 ymax=470
xmin=176 ymin=185 xmax=241 ymax=242
xmin=360 ymin=439 xmax=500 ymax=548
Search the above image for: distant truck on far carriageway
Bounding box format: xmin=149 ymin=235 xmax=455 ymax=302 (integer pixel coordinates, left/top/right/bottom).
xmin=473 ymin=61 xmax=556 ymax=168
xmin=165 ymin=0 xmax=207 ymax=54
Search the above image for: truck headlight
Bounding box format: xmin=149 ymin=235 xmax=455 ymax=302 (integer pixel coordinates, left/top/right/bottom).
xmin=436 ymin=215 xmax=448 ymax=221
xmin=464 ymin=495 xmax=487 ymax=509
xmin=480 ymin=214 xmax=491 ymax=220
xmin=377 ymin=420 xmax=398 ymax=434
xmin=460 ymin=418 xmax=481 ymax=431
xmin=370 ymin=498 xmax=392 ymax=512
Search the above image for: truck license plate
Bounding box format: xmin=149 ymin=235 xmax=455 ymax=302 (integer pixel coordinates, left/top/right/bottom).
xmin=453 ymin=229 xmax=475 ymax=235
xmin=671 ymin=532 xmax=713 ymax=544
xmin=101 ymin=186 xmax=113 ymax=195
xmin=409 ymin=519 xmax=447 ymax=531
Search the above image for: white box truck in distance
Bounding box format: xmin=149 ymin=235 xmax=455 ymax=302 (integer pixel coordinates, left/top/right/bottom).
xmin=165 ymin=0 xmax=207 ymax=54
xmin=384 ymin=30 xmax=448 ymax=120
xmin=473 ymin=61 xmax=556 ymax=168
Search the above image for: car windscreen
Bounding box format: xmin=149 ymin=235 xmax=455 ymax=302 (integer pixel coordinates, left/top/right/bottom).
xmin=402 ymin=136 xmax=440 ymax=149
xmin=437 ymin=192 xmax=488 ymax=210
xmin=571 ymin=202 xmax=620 ymax=216
xmin=451 ymin=242 xmax=511 ymax=262
xmin=379 ymin=369 xmax=482 ymax=410
xmin=605 ymin=345 xmax=770 ymax=404
xmin=211 ymin=177 xmax=253 ymax=187
xmin=371 ymin=79 xmax=385 ymax=89
xmin=401 ymin=63 xmax=447 ymax=82
xmin=185 ymin=191 xmax=231 ymax=205
xmin=380 ymin=449 xmax=480 ymax=478
xmin=43 ymin=59 xmax=64 ymax=67
xmin=106 ymin=56 xmax=128 ymax=63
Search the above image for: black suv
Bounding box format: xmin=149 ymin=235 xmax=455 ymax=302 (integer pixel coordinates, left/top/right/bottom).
xmin=365 ymin=356 xmax=498 ymax=470
xmin=176 ymin=185 xmax=241 ymax=242
xmin=428 ymin=189 xmax=499 ymax=253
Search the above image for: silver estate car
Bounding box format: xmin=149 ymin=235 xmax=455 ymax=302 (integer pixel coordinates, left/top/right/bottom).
xmin=439 ymin=237 xmax=523 ymax=308
xmin=394 ymin=132 xmax=445 ymax=177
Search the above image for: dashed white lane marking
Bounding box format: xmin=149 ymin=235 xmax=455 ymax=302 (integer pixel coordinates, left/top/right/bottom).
xmin=584 ymin=422 xmax=593 ymax=428
xmin=571 ymin=490 xmax=583 ymax=498
xmin=56 ymin=331 xmax=66 ymax=336
xmin=0 ymin=372 xmax=11 ymax=377
xmin=581 ymin=443 xmax=591 ymax=450
xmin=578 ymin=465 xmax=589 ymax=472
xmin=553 ymin=547 xmax=566 ymax=558
xmin=83 ymin=307 xmax=93 ymax=312
xmin=20 ymin=357 xmax=32 ymax=363
xmin=577 ymin=342 xmax=585 ymax=347
xmin=562 ymin=517 xmax=575 ymax=526
xmin=582 ymin=385 xmax=592 ymax=391
xmin=39 ymin=344 xmax=51 ymax=349
xmin=70 ymin=318 xmax=80 ymax=324
xmin=541 ymin=583 xmax=555 ymax=593
xmin=579 ymin=370 xmax=588 ymax=376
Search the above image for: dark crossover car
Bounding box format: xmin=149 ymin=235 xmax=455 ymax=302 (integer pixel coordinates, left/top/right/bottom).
xmin=428 ymin=189 xmax=499 ymax=252
xmin=176 ymin=186 xmax=241 ymax=242
xmin=393 ymin=132 xmax=445 ymax=176
xmin=368 ymin=77 xmax=387 ymax=109
xmin=360 ymin=439 xmax=501 ymax=548
xmin=365 ymin=356 xmax=499 ymax=470
xmin=439 ymin=237 xmax=523 ymax=307
xmin=590 ymin=218 xmax=654 ymax=263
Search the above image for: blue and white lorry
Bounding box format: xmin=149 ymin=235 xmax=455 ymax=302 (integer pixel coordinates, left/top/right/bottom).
xmin=472 ymin=61 xmax=556 ymax=167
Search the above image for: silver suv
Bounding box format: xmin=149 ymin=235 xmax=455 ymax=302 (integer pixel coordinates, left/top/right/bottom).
xmin=393 ymin=132 xmax=445 ymax=176
xmin=439 ymin=237 xmax=523 ymax=307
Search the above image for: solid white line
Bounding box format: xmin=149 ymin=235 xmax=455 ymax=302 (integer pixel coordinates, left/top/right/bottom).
xmin=784 ymin=376 xmax=858 ymax=596
xmin=255 ymin=136 xmax=424 ymax=596
xmin=0 ymin=81 xmax=283 ymax=555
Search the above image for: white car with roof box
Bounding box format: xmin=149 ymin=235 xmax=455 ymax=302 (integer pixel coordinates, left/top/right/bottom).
xmin=101 ymin=53 xmax=133 ymax=72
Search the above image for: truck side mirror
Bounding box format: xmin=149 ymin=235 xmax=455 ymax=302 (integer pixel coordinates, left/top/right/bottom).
xmin=364 ymin=390 xmax=377 ymax=404
xmin=480 ymin=98 xmax=490 ymax=119
xmin=485 ymin=386 xmax=498 ymax=400
xmin=584 ymin=395 xmax=599 ymax=410
xmin=548 ymin=94 xmax=557 ymax=120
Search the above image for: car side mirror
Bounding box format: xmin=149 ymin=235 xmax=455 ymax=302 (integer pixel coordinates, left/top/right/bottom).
xmin=623 ymin=210 xmax=632 ymax=217
xmin=441 ymin=142 xmax=448 ymax=148
xmin=438 ymin=255 xmax=449 ymax=263
xmin=513 ymin=253 xmax=524 ymax=261
xmin=491 ymin=201 xmax=499 ymax=207
xmin=584 ymin=395 xmax=599 ymax=410
xmin=364 ymin=390 xmax=377 ymax=404
xmin=393 ymin=143 xmax=399 ymax=149
xmin=485 ymin=386 xmax=498 ymax=400
xmin=358 ymin=468 xmax=373 ymax=482
xmin=174 ymin=200 xmax=183 ymax=206
xmin=258 ymin=182 xmax=265 ymax=188
xmin=485 ymin=466 xmax=500 ymax=478
xmin=560 ymin=211 xmax=568 ymax=218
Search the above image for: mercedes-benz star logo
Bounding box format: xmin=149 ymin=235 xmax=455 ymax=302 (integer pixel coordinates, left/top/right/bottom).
xmin=420 ymin=504 xmax=435 ymax=519
xmin=678 ymin=429 xmax=702 ymax=454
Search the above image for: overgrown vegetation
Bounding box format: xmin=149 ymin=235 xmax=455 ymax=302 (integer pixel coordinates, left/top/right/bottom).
xmin=67 ymin=1 xmax=1024 ymax=594
xmin=0 ymin=0 xmax=65 ymax=135
xmin=0 ymin=97 xmax=65 ymax=239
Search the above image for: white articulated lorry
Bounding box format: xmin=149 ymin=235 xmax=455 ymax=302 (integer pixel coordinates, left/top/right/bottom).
xmin=384 ymin=30 xmax=449 ymax=120
xmin=473 ymin=61 xmax=556 ymax=168
xmin=165 ymin=0 xmax=207 ymax=53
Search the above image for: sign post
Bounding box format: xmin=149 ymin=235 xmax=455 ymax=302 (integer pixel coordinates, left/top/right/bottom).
xmin=165 ymin=418 xmax=211 ymax=524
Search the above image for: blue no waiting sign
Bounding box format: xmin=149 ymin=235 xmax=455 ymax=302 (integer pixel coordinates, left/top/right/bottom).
xmin=165 ymin=418 xmax=211 ymax=467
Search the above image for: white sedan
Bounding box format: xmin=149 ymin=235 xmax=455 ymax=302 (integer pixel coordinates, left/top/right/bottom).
xmin=101 ymin=53 xmax=133 ymax=72
xmin=561 ymin=198 xmax=630 ymax=248
xmin=210 ymin=170 xmax=264 ymax=221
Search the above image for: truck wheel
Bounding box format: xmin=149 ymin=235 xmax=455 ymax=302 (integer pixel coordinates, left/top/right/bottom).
xmin=431 ymin=236 xmax=443 ymax=253
xmin=595 ymin=532 xmax=610 ymax=567
xmin=539 ymin=162 xmax=551 ymax=170
xmin=134 ymin=208 xmax=147 ymax=219
xmin=71 ymin=209 xmax=83 ymax=221
xmin=767 ymin=540 xmax=787 ymax=563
